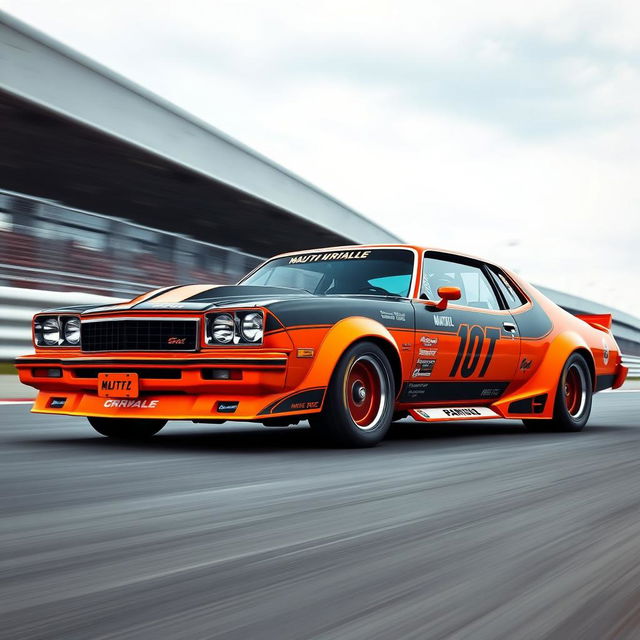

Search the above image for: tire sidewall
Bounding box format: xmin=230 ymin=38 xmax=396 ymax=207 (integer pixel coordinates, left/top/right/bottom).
xmin=554 ymin=353 xmax=593 ymax=431
xmin=323 ymin=341 xmax=395 ymax=446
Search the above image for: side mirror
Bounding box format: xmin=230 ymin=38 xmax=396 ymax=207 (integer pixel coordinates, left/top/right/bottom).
xmin=425 ymin=286 xmax=461 ymax=311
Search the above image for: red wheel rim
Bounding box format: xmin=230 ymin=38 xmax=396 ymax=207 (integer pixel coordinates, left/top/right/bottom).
xmin=564 ymin=365 xmax=583 ymax=416
xmin=346 ymin=357 xmax=382 ymax=428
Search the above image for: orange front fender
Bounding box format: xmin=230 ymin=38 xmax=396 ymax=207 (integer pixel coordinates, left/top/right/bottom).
xmin=301 ymin=316 xmax=401 ymax=390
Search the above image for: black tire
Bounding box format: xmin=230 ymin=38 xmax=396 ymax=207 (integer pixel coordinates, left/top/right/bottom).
xmin=523 ymin=352 xmax=592 ymax=433
xmin=309 ymin=341 xmax=395 ymax=447
xmin=88 ymin=417 xmax=167 ymax=440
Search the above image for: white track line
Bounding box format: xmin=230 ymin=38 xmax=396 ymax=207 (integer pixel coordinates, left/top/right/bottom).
xmin=0 ymin=400 xmax=34 ymax=405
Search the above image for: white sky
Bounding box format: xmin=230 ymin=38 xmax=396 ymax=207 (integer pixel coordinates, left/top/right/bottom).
xmin=4 ymin=0 xmax=640 ymax=316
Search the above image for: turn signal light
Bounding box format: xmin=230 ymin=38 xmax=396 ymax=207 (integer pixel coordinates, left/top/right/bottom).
xmin=33 ymin=368 xmax=62 ymax=378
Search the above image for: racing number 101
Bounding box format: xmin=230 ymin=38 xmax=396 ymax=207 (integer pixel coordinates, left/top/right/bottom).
xmin=449 ymin=324 xmax=500 ymax=378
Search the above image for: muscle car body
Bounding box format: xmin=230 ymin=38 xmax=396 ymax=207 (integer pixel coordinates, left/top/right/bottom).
xmin=16 ymin=245 xmax=628 ymax=446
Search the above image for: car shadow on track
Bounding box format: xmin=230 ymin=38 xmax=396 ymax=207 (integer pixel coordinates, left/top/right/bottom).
xmin=18 ymin=418 xmax=622 ymax=455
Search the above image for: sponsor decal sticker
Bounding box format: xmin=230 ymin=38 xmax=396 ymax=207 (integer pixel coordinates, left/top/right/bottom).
xmin=104 ymin=399 xmax=159 ymax=408
xmin=168 ymin=337 xmax=187 ymax=345
xmin=519 ymin=357 xmax=533 ymax=371
xmin=480 ymin=387 xmax=503 ymax=398
xmin=412 ymin=358 xmax=436 ymax=378
xmin=413 ymin=406 xmax=499 ymax=420
xmin=433 ymin=315 xmax=454 ymax=328
xmin=419 ymin=348 xmax=438 ymax=357
xmin=405 ymin=382 xmax=430 ymax=398
xmin=216 ymin=401 xmax=239 ymax=413
xmin=380 ymin=310 xmax=406 ymax=322
xmin=290 ymin=400 xmax=320 ymax=410
xmin=602 ymin=338 xmax=610 ymax=365
xmin=420 ymin=336 xmax=438 ymax=347
xmin=288 ymin=250 xmax=371 ymax=264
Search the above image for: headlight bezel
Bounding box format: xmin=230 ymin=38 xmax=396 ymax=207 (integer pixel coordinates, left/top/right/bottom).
xmin=206 ymin=310 xmax=265 ymax=346
xmin=34 ymin=315 xmax=82 ymax=348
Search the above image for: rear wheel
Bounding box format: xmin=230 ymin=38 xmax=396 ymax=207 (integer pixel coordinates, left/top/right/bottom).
xmin=88 ymin=417 xmax=166 ymax=440
xmin=309 ymin=341 xmax=395 ymax=447
xmin=523 ymin=353 xmax=592 ymax=432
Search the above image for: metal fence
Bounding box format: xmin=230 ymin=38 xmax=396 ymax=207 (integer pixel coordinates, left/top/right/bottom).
xmin=0 ymin=190 xmax=263 ymax=298
xmin=623 ymin=355 xmax=640 ymax=378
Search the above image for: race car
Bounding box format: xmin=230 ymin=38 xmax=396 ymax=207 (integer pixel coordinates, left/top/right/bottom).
xmin=16 ymin=245 xmax=628 ymax=447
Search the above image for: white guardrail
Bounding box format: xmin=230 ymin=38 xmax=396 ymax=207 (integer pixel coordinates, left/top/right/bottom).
xmin=1 ymin=286 xmax=640 ymax=376
xmin=0 ymin=286 xmax=124 ymax=360
xmin=624 ymin=355 xmax=640 ymax=378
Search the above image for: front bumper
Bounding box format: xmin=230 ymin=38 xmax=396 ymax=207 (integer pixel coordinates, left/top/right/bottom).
xmin=15 ymin=352 xmax=310 ymax=420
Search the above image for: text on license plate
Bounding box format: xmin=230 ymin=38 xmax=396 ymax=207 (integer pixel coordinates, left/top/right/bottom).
xmin=97 ymin=373 xmax=139 ymax=398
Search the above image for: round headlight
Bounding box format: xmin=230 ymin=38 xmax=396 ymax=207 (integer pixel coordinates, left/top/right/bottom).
xmin=241 ymin=312 xmax=263 ymax=343
xmin=64 ymin=317 xmax=81 ymax=345
xmin=212 ymin=313 xmax=234 ymax=344
xmin=42 ymin=318 xmax=61 ymax=345
xmin=34 ymin=318 xmax=43 ymax=345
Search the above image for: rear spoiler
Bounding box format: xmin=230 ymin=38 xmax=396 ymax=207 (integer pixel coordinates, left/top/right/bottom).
xmin=576 ymin=313 xmax=612 ymax=332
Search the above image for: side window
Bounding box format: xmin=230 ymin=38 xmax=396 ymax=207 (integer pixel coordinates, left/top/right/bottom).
xmin=422 ymin=256 xmax=500 ymax=311
xmin=487 ymin=266 xmax=527 ymax=309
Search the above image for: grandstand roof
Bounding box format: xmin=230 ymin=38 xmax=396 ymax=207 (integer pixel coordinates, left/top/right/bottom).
xmin=0 ymin=11 xmax=401 ymax=255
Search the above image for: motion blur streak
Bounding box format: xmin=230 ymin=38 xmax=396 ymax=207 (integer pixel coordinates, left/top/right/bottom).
xmin=2 ymin=393 xmax=640 ymax=639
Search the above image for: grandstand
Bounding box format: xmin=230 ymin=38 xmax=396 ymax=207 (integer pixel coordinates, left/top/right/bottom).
xmin=0 ymin=190 xmax=260 ymax=296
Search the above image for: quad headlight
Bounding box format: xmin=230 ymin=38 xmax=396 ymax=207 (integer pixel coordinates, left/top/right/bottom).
xmin=206 ymin=310 xmax=264 ymax=345
xmin=212 ymin=313 xmax=235 ymax=344
xmin=34 ymin=315 xmax=82 ymax=347
xmin=241 ymin=312 xmax=263 ymax=343
xmin=64 ymin=317 xmax=81 ymax=345
xmin=42 ymin=317 xmax=61 ymax=345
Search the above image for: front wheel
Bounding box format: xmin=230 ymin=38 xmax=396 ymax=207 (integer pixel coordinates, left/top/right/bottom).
xmin=309 ymin=341 xmax=395 ymax=447
xmin=523 ymin=352 xmax=592 ymax=432
xmin=88 ymin=417 xmax=167 ymax=440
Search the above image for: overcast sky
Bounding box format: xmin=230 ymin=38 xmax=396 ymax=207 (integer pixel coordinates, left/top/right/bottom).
xmin=4 ymin=1 xmax=640 ymax=316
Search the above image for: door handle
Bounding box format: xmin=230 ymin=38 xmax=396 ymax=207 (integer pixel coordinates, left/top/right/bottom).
xmin=503 ymin=322 xmax=517 ymax=333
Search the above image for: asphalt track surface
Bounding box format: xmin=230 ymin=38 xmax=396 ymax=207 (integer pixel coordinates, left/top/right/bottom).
xmin=2 ymin=392 xmax=640 ymax=640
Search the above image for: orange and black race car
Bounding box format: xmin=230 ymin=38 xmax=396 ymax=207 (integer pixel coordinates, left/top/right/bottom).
xmin=17 ymin=245 xmax=628 ymax=447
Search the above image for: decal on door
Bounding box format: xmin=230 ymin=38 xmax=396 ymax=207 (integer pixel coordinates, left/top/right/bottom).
xmin=449 ymin=324 xmax=501 ymax=378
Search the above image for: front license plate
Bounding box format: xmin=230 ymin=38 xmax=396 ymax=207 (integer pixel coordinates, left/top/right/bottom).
xmin=97 ymin=373 xmax=139 ymax=398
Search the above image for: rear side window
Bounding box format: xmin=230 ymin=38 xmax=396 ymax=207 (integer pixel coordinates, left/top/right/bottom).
xmin=487 ymin=266 xmax=527 ymax=309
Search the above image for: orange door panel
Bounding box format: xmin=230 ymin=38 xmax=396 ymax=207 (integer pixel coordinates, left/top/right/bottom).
xmin=410 ymin=302 xmax=521 ymax=403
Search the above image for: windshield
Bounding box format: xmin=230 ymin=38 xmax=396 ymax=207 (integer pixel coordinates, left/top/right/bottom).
xmin=240 ymin=248 xmax=414 ymax=297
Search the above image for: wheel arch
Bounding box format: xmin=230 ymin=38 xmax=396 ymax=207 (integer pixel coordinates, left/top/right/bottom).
xmin=349 ymin=335 xmax=403 ymax=398
xmin=573 ymin=346 xmax=597 ymax=391
xmin=300 ymin=316 xmax=403 ymax=395
xmin=493 ymin=330 xmax=592 ymax=419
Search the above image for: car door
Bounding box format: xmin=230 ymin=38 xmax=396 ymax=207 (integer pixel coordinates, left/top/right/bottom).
xmin=407 ymin=252 xmax=521 ymax=404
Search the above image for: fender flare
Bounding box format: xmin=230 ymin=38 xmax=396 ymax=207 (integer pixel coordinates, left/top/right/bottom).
xmin=300 ymin=316 xmax=402 ymax=392
xmin=493 ymin=330 xmax=594 ymax=418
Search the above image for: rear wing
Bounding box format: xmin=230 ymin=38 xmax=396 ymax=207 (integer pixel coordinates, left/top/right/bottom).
xmin=576 ymin=313 xmax=612 ymax=332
